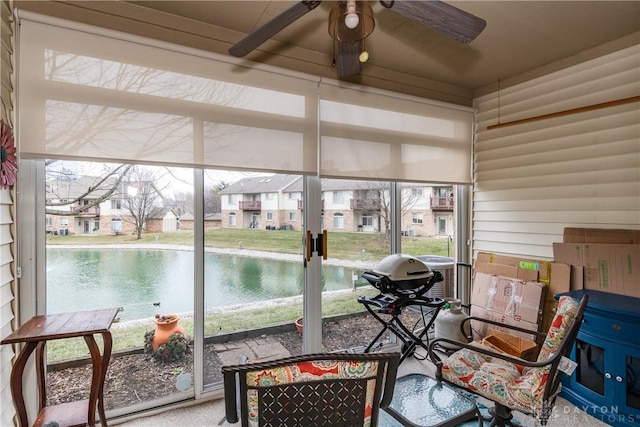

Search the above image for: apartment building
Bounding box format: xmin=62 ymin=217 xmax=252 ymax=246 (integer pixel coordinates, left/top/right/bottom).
xmin=220 ymin=175 xmax=454 ymax=237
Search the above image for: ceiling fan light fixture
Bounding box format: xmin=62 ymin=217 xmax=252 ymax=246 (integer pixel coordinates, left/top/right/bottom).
xmin=328 ymin=0 xmax=375 ymax=43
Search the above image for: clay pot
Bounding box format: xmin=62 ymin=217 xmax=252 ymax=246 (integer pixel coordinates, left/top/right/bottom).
xmin=295 ymin=317 xmax=303 ymax=337
xmin=152 ymin=314 xmax=185 ymax=351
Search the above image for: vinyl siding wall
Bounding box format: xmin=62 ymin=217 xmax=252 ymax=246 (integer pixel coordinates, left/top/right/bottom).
xmin=473 ymin=43 xmax=640 ymax=260
xmin=0 ymin=1 xmax=15 ymax=425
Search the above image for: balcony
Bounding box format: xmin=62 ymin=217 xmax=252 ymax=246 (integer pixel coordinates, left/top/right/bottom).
xmin=350 ymin=199 xmax=381 ymax=211
xmin=72 ymin=205 xmax=100 ymax=216
xmin=239 ymin=200 xmax=261 ymax=210
xmin=430 ymin=196 xmax=454 ymax=211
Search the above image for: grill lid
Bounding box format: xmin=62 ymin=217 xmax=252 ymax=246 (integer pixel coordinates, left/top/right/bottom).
xmin=362 ymin=254 xmax=442 ymax=299
xmin=371 ymin=254 xmax=434 ymax=282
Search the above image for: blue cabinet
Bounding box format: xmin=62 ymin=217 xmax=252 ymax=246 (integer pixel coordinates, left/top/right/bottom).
xmin=558 ymin=290 xmax=640 ymax=426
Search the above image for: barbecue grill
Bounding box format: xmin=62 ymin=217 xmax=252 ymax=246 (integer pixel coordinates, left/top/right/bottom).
xmin=359 ymin=254 xmax=447 ymax=363
xmin=362 ymin=253 xmax=443 ymax=299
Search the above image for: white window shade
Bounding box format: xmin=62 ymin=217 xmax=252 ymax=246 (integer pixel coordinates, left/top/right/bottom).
xmin=319 ymin=83 xmax=473 ymax=183
xmin=17 ymin=17 xmax=318 ymax=174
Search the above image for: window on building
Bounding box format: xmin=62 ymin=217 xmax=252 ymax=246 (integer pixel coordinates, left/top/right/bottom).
xmin=111 ymin=218 xmax=122 ymax=233
xmin=333 ymin=191 xmax=344 ymax=204
xmin=266 ymin=212 xmax=273 ymax=221
xmin=228 ymin=194 xmax=236 ymax=204
xmin=111 ymin=199 xmax=122 ymax=209
xmin=229 ymin=212 xmax=237 ymax=226
xmin=265 ymin=193 xmax=274 ymax=200
xmin=333 ymin=213 xmax=344 ymax=229
xmin=289 ymin=212 xmax=295 ymax=221
xmin=362 ymin=214 xmax=373 ymax=226
xmin=411 ymin=188 xmax=423 ymax=197
xmin=412 ymin=213 xmax=423 ymax=224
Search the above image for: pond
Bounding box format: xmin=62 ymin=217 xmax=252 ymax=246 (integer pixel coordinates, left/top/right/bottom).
xmin=46 ymin=248 xmax=369 ymax=321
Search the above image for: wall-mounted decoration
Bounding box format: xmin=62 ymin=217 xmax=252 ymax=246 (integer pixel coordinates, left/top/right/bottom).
xmin=1 ymin=119 xmax=17 ymax=189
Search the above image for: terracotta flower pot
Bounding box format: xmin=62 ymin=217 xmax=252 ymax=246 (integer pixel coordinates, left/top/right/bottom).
xmin=295 ymin=317 xmax=303 ymax=337
xmin=152 ymin=314 xmax=185 ymax=351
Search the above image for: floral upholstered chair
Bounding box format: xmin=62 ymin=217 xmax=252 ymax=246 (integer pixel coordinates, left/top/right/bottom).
xmin=428 ymin=295 xmax=588 ymax=427
xmin=222 ymin=352 xmax=400 ymax=427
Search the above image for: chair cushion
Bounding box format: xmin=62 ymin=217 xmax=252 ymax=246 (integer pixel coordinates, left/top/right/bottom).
xmin=440 ymin=295 xmax=581 ymax=421
xmin=536 ymin=295 xmax=580 ymax=362
xmin=441 ymin=347 xmax=545 ymax=416
xmin=244 ymin=359 xmax=381 ymax=427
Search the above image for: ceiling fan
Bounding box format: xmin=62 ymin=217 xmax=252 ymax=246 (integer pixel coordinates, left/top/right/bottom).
xmin=228 ymin=1 xmax=486 ymax=78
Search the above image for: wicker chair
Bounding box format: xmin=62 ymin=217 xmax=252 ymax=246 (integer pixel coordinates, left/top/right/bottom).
xmin=222 ymin=352 xmax=401 ymax=427
xmin=428 ymin=294 xmax=588 ymax=427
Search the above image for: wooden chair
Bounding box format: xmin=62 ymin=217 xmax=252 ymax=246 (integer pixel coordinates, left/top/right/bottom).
xmin=428 ymin=294 xmax=588 ymax=427
xmin=222 ymin=352 xmax=401 ymax=427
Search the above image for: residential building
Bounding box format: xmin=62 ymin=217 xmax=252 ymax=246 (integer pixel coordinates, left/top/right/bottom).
xmin=220 ymin=175 xmax=454 ymax=237
xmin=45 ymin=175 xmax=179 ymax=236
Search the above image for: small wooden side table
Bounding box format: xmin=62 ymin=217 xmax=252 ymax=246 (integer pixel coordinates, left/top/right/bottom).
xmin=1 ymin=308 xmax=120 ymax=427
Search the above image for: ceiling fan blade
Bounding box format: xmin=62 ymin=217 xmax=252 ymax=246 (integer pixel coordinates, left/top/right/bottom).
xmin=338 ymin=40 xmax=363 ymax=77
xmin=382 ymin=0 xmax=486 ymax=44
xmin=229 ymin=1 xmax=322 ymax=57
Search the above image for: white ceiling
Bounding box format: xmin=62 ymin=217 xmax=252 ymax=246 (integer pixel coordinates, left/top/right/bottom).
xmin=15 ymin=1 xmax=640 ymax=105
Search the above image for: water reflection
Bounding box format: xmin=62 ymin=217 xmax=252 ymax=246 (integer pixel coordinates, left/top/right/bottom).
xmin=47 ymin=248 xmax=365 ymax=321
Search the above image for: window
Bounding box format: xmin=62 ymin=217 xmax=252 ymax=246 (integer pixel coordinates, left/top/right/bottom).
xmin=266 ymin=212 xmax=273 ymax=221
xmin=229 ymin=212 xmax=237 ymax=226
xmin=288 ymin=192 xmax=297 ymax=199
xmin=411 ymin=188 xmax=423 ymax=197
xmin=412 ymin=213 xmax=423 ymax=224
xmin=289 ymin=212 xmax=296 ymax=221
xmin=362 ymin=214 xmax=373 ymax=226
xmin=265 ymin=193 xmax=274 ymax=200
xmin=111 ymin=218 xmax=122 ymax=233
xmin=111 ymin=199 xmax=122 ymax=209
xmin=46 ymin=217 xmax=53 ymax=226
xmin=228 ymin=194 xmax=236 ymax=204
xmin=333 ymin=191 xmax=344 ymax=204
xmin=333 ymin=213 xmax=344 ymax=229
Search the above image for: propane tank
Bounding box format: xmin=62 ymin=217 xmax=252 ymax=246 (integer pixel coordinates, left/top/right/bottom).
xmin=434 ymin=298 xmax=469 ymax=349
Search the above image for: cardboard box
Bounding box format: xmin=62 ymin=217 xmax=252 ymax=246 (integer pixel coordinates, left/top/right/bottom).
xmin=470 ymin=305 xmax=538 ymax=341
xmin=563 ymin=227 xmax=640 ymax=245
xmin=553 ymin=243 xmax=640 ymax=298
xmin=547 ymin=262 xmax=571 ymax=299
xmin=474 ymin=260 xmax=539 ymax=282
xmin=481 ymin=328 xmax=539 ymax=361
xmin=476 ymin=252 xmax=551 ymax=283
xmin=471 ymin=272 xmax=545 ymax=324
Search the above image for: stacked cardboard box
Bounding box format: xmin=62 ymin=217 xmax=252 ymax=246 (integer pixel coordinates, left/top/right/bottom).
xmin=472 ymin=252 xmax=572 ymax=340
xmin=553 ymin=227 xmax=640 ymax=298
xmin=470 ymin=271 xmax=544 ymax=341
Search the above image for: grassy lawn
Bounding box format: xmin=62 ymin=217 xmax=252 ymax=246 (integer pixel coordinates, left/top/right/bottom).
xmin=45 ymin=229 xmax=452 ymax=361
xmin=46 ymin=287 xmax=381 ymax=362
xmin=47 ymin=228 xmax=453 ymax=259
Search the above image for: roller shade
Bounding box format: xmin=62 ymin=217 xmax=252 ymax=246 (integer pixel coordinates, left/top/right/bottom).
xmin=319 ymin=82 xmax=473 ymax=183
xmin=17 ymin=16 xmax=318 ymax=174
xmin=17 ymin=13 xmax=474 ymax=181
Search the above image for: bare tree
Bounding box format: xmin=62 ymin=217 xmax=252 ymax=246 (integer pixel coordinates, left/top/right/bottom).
xmin=360 ymin=183 xmax=421 ymax=235
xmin=121 ymin=167 xmax=167 ymax=239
